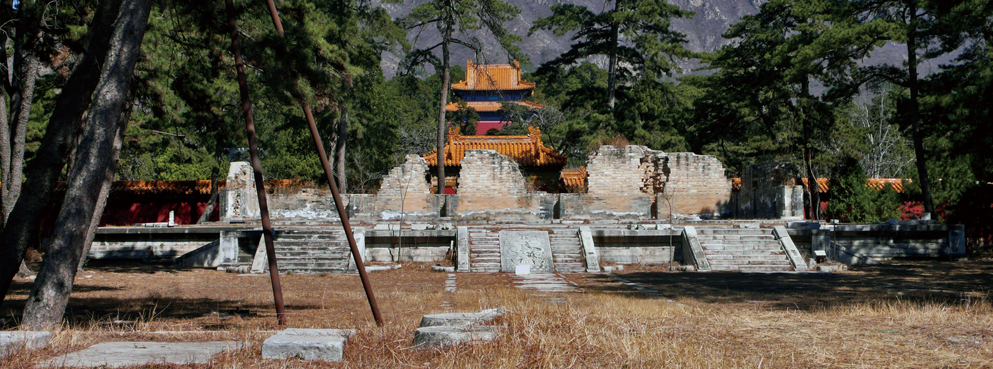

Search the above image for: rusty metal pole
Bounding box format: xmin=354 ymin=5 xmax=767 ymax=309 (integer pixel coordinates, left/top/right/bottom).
xmin=262 ymin=0 xmax=384 ymax=327
xmin=225 ymin=0 xmax=286 ymax=326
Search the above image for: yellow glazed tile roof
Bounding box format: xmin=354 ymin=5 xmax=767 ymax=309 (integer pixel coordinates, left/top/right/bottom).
xmin=451 ymin=60 xmax=536 ymax=91
xmin=731 ymin=178 xmax=908 ymax=193
xmin=445 ymin=100 xmax=545 ymax=112
xmin=560 ymin=167 xmax=587 ymax=192
xmin=423 ymin=127 xmax=567 ymax=167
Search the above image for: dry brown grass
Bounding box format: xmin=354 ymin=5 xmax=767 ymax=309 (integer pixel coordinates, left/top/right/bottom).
xmin=2 ymin=261 xmax=992 ymax=368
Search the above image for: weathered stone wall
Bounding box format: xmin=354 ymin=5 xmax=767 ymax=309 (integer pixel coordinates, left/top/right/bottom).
xmin=458 ymin=150 xmax=528 ymax=195
xmin=659 ymin=152 xmax=733 ymax=217
xmin=450 ymin=150 xmax=552 ymax=219
xmin=584 ymin=146 xmax=731 ymax=218
xmin=375 ymin=155 xmax=437 ymax=218
xmin=221 ymin=162 xmax=259 ymax=221
xmin=736 ymin=160 xmax=805 ymax=219
xmin=587 ymin=146 xmax=654 ymax=196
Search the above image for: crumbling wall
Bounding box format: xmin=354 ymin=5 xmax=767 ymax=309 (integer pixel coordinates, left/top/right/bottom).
xmin=458 ymin=150 xmax=528 ymax=195
xmin=453 ymin=150 xmax=547 ymax=219
xmin=658 ymin=153 xmax=733 ymax=218
xmin=736 ymin=160 xmax=805 ymax=219
xmin=221 ymin=162 xmax=259 ymax=221
xmin=374 ymin=155 xmax=438 ymax=218
xmin=581 ymin=146 xmax=731 ymax=219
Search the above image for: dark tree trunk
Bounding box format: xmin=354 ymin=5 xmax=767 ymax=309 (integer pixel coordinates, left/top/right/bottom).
xmin=907 ymin=2 xmax=935 ymax=215
xmin=79 ymin=95 xmax=134 ymax=272
xmin=20 ymin=0 xmax=151 ymax=329
xmin=4 ymin=54 xmax=41 ymax=218
xmin=336 ymin=107 xmax=348 ymax=195
xmin=436 ymin=28 xmax=451 ymax=196
xmin=0 ymin=0 xmax=125 ymax=305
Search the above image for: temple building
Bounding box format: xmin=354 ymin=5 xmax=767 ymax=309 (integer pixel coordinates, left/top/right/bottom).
xmin=423 ymin=127 xmax=566 ymax=193
xmin=446 ymin=60 xmax=543 ymax=135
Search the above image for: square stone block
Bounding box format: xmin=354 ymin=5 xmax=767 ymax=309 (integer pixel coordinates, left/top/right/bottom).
xmin=1 ymin=331 xmax=50 ymax=358
xmin=262 ymin=329 xmax=349 ymax=362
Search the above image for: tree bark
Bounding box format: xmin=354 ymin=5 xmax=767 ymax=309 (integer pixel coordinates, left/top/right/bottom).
xmin=606 ymin=0 xmax=621 ymax=110
xmin=4 ymin=54 xmax=41 ymax=218
xmin=20 ymin=0 xmax=151 ymax=329
xmin=0 ymin=0 xmax=125 ymax=305
xmin=336 ymin=107 xmax=348 ymax=195
xmin=907 ymin=2 xmax=935 ymax=215
xmin=79 ymin=95 xmax=133 ymax=272
xmin=436 ymin=27 xmax=451 ymax=197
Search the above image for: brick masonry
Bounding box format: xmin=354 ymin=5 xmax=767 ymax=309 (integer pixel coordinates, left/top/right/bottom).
xmin=585 ymin=146 xmax=732 ymax=217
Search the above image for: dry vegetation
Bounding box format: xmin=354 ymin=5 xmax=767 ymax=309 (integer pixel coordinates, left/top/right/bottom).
xmin=2 ymin=260 xmax=992 ymax=368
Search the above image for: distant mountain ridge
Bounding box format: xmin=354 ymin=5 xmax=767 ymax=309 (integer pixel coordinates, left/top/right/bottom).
xmin=378 ymin=0 xmax=767 ymax=76
xmin=378 ymin=0 xmax=914 ymax=78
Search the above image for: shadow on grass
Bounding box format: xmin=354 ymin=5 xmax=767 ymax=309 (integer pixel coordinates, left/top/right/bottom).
xmin=583 ymin=260 xmax=993 ymax=311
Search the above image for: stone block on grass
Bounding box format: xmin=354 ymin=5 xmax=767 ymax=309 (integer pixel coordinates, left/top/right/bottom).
xmin=262 ymin=329 xmax=353 ymax=362
xmin=0 ymin=331 xmax=50 ymax=358
xmin=419 ymin=307 xmax=504 ymax=328
xmin=412 ymin=326 xmax=504 ymax=348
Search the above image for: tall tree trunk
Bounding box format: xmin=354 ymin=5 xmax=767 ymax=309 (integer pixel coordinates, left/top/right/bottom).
xmin=336 ymin=107 xmax=348 ymax=195
xmin=1 ymin=94 xmax=10 ymax=221
xmin=800 ymin=78 xmax=820 ymax=221
xmin=0 ymin=0 xmax=125 ymax=305
xmin=606 ymin=24 xmax=619 ymax=110
xmin=5 ymin=54 xmax=41 ymax=216
xmin=436 ymin=29 xmax=451 ymax=196
xmin=20 ymin=0 xmax=151 ymax=329
xmin=907 ymin=2 xmax=935 ymax=215
xmin=79 ymin=94 xmax=133 ymax=272
xmin=606 ymin=0 xmax=621 ymax=110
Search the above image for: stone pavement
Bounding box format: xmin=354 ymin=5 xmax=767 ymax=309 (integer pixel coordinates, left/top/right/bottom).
xmin=42 ymin=341 xmax=244 ymax=368
xmin=509 ymin=273 xmax=579 ymax=293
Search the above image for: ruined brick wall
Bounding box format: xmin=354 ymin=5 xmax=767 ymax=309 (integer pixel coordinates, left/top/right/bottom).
xmin=584 ymin=146 xmax=732 ymax=217
xmin=458 ymin=150 xmax=528 ymax=195
xmin=587 ymin=145 xmax=653 ymax=196
xmin=659 ymin=152 xmax=732 ymax=216
xmin=376 ymin=155 xmax=436 ymax=217
xmin=736 ymin=160 xmax=805 ymax=219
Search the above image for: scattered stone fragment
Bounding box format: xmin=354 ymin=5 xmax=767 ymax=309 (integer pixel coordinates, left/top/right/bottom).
xmin=419 ymin=307 xmax=504 ymax=328
xmin=262 ymin=329 xmax=355 ymax=362
xmin=432 ymin=264 xmax=456 ymax=272
xmin=42 ymin=341 xmax=243 ymax=368
xmin=366 ymin=264 xmax=401 ymax=272
xmin=413 ymin=326 xmax=505 ymax=348
xmin=817 ymin=265 xmax=848 ymax=272
xmin=602 ymin=265 xmax=624 ymax=273
xmin=444 ymin=273 xmax=457 ymax=292
xmin=0 ymin=331 xmax=50 ymax=358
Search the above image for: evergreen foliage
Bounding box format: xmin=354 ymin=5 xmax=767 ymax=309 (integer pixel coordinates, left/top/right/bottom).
xmin=825 ymin=157 xmax=902 ymax=223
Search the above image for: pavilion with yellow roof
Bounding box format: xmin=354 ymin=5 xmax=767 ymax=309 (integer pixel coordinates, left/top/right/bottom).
xmin=423 ymin=127 xmax=567 ymax=192
xmin=446 ymin=60 xmax=543 ymax=135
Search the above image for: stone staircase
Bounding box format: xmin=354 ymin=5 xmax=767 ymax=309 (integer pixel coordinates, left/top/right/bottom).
xmin=548 ymin=228 xmax=586 ymax=273
xmin=467 ymin=226 xmax=588 ymax=273
xmin=696 ymin=226 xmax=793 ymax=272
xmin=267 ymin=228 xmax=355 ymax=274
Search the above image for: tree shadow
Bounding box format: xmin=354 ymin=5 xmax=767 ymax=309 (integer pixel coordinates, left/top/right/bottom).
xmin=583 ymin=260 xmax=993 ymax=311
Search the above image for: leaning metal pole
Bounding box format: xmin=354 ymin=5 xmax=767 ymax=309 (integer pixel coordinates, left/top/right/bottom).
xmin=262 ymin=0 xmax=384 ymax=327
xmin=225 ymin=0 xmax=286 ymax=326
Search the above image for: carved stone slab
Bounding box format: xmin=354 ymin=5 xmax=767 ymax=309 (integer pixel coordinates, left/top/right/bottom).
xmin=499 ymin=231 xmax=553 ymax=273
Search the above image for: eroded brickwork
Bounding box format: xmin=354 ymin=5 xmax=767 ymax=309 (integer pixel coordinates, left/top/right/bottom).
xmin=736 ymin=160 xmax=805 ymax=219
xmin=585 ymin=146 xmax=731 ymax=216
xmin=587 ymin=146 xmax=652 ymax=196
xmin=458 ymin=150 xmax=528 ymax=196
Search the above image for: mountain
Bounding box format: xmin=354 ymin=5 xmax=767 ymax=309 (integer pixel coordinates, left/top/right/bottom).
xmin=378 ymin=0 xmax=767 ymax=76
xmin=377 ymin=0 xmax=919 ymax=78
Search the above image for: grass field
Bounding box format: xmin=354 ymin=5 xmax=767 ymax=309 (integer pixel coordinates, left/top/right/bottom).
xmin=2 ymin=260 xmax=991 ymax=368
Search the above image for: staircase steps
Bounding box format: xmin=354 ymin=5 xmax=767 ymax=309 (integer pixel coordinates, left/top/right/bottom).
xmin=468 ymin=226 xmax=589 ymax=273
xmin=696 ymin=226 xmax=792 ymax=272
xmin=266 ymin=228 xmax=355 ymax=274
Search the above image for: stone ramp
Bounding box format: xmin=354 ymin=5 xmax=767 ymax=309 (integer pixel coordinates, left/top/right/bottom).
xmin=696 ymin=226 xmax=793 ymax=272
xmin=467 ymin=226 xmax=588 ymax=273
xmin=264 ymin=228 xmax=356 ymax=274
